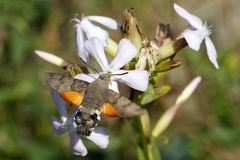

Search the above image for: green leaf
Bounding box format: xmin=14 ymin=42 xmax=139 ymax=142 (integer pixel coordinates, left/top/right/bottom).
xmin=139 ymin=84 xmax=171 ymax=105
xmin=140 ymin=84 xmax=155 ymax=105
xmin=150 ymin=72 xmax=164 ymax=84
xmin=155 ymin=85 xmax=171 ymax=97
xmin=155 ymin=59 xmax=182 ymax=73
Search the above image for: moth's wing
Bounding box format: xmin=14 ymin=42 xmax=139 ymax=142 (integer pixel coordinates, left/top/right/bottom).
xmin=102 ymin=103 xmax=119 ymax=117
xmin=106 ymin=90 xmax=146 ymax=117
xmin=44 ymin=72 xmax=89 ymax=92
xmin=59 ymin=91 xmax=83 ymax=106
xmin=44 ymin=72 xmax=89 ymax=105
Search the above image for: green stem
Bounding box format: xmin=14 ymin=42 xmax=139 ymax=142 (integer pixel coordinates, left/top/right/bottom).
xmin=132 ymin=90 xmax=161 ymax=160
xmin=131 ymin=94 xmax=151 ymax=160
xmin=135 ymin=116 xmax=150 ymax=160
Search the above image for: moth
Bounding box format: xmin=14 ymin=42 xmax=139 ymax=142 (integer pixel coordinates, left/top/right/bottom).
xmin=45 ymin=72 xmax=146 ymax=136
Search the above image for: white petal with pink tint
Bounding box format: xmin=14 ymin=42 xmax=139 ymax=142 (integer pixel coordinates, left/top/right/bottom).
xmin=174 ymin=3 xmax=203 ymax=29
xmin=111 ymin=70 xmax=149 ymax=91
xmin=75 ymin=73 xmax=99 ymax=83
xmin=182 ymin=29 xmax=206 ymax=51
xmin=205 ymin=37 xmax=219 ymax=69
xmin=70 ymin=133 xmax=87 ymax=156
xmin=85 ymin=37 xmax=109 ymax=71
xmin=87 ymin=16 xmax=120 ymax=30
xmin=86 ymin=127 xmax=109 ymax=149
xmin=109 ymin=38 xmax=138 ymax=70
xmin=51 ymin=91 xmax=67 ymax=122
xmin=74 ymin=23 xmax=88 ymax=62
xmin=81 ymin=18 xmax=108 ymax=46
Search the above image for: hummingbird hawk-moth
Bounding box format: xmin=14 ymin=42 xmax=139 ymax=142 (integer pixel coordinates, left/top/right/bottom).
xmin=45 ymin=72 xmax=146 ymax=136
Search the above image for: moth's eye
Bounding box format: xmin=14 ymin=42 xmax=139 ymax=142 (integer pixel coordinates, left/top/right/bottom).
xmin=75 ymin=111 xmax=82 ymax=118
xmin=91 ymin=113 xmax=98 ymax=120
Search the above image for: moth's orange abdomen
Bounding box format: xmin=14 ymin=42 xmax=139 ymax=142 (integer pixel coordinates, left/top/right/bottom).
xmin=60 ymin=91 xmax=83 ymax=106
xmin=102 ymin=103 xmax=118 ymax=117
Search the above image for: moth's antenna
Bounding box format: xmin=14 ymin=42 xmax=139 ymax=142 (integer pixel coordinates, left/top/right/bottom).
xmin=111 ymin=72 xmax=129 ymax=76
xmin=80 ymin=58 xmax=101 ymax=77
xmin=110 ymin=72 xmax=129 ymax=81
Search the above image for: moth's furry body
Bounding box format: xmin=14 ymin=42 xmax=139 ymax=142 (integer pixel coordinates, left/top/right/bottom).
xmin=45 ymin=73 xmax=145 ymax=137
xmin=74 ymin=75 xmax=109 ymax=136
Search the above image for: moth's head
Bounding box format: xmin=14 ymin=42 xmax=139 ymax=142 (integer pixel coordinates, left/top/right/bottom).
xmin=99 ymin=73 xmax=111 ymax=82
xmin=74 ymin=107 xmax=101 ymax=136
xmin=98 ymin=72 xmax=129 ymax=83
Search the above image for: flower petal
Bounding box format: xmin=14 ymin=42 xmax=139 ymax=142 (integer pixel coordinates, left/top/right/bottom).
xmin=51 ymin=91 xmax=67 ymax=122
xmin=109 ymin=81 xmax=119 ymax=93
xmin=85 ymin=37 xmax=109 ymax=71
xmin=182 ymin=28 xmax=206 ymax=51
xmin=69 ymin=133 xmax=87 ymax=156
xmin=51 ymin=116 xmax=65 ymax=135
xmin=174 ymin=3 xmax=203 ymax=29
xmin=86 ymin=127 xmax=109 ymax=149
xmin=205 ymin=37 xmax=219 ymax=69
xmin=87 ymin=16 xmax=120 ymax=30
xmin=75 ymin=73 xmax=99 ymax=83
xmin=109 ymin=39 xmax=137 ymax=70
xmin=74 ymin=23 xmax=88 ymax=62
xmin=111 ymin=70 xmax=149 ymax=91
xmin=81 ymin=18 xmax=108 ymax=46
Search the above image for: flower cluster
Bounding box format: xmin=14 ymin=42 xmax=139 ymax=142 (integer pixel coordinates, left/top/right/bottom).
xmin=75 ymin=37 xmax=149 ymax=93
xmin=71 ymin=15 xmax=120 ymax=62
xmin=35 ymin=3 xmax=218 ymax=158
xmin=36 ymin=15 xmax=149 ymax=156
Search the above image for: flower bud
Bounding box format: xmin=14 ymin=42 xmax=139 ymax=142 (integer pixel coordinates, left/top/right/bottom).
xmin=122 ymin=8 xmax=143 ymax=51
xmin=155 ymin=23 xmax=173 ymax=46
xmin=152 ymin=76 xmax=202 ymax=137
xmin=35 ymin=50 xmax=65 ymax=67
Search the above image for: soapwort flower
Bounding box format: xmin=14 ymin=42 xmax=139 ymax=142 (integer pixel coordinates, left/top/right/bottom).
xmin=51 ymin=91 xmax=109 ymax=156
xmin=75 ymin=37 xmax=149 ymax=93
xmin=174 ymin=3 xmax=219 ymax=69
xmin=71 ymin=15 xmax=120 ymax=62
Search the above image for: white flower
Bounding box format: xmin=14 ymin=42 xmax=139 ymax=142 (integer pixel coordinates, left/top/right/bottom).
xmin=71 ymin=15 xmax=120 ymax=62
xmin=75 ymin=37 xmax=149 ymax=93
xmin=174 ymin=3 xmax=219 ymax=69
xmin=51 ymin=91 xmax=109 ymax=156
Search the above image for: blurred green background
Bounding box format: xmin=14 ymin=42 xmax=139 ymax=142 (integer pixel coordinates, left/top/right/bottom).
xmin=0 ymin=0 xmax=240 ymax=159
